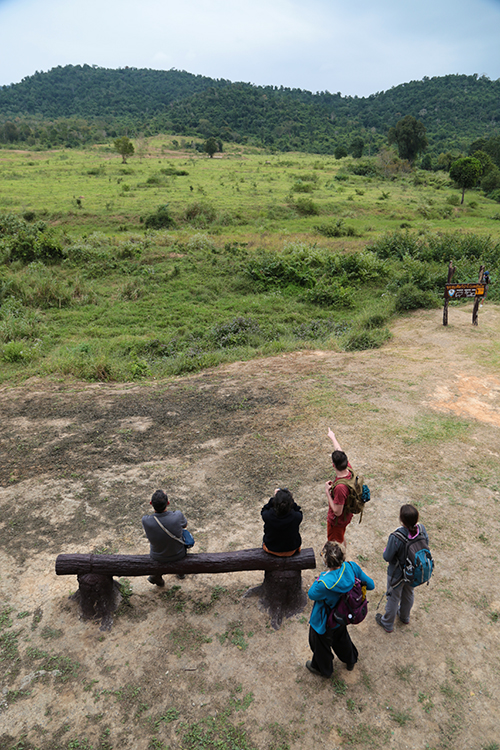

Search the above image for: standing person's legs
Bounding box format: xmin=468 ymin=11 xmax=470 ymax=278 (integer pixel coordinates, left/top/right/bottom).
xmin=378 ymin=575 xmax=402 ymax=632
xmin=398 ymin=582 xmax=414 ymax=623
xmin=327 ymin=522 xmax=346 ymax=544
xmin=308 ymin=626 xmax=334 ymax=677
xmin=330 ymin=624 xmax=358 ymax=668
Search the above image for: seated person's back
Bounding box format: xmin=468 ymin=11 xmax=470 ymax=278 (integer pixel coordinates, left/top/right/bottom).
xmin=261 ymin=488 xmax=302 ymax=556
xmin=142 ymin=489 xmax=187 ymax=563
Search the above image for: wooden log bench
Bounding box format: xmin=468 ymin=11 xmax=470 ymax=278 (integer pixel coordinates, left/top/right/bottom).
xmin=55 ymin=547 xmax=316 ymax=631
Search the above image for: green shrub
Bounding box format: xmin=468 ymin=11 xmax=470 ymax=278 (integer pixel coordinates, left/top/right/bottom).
xmin=337 ymin=251 xmax=384 ymax=282
xmin=394 ymin=283 xmax=439 ymax=312
xmin=14 ymin=263 xmax=97 ymax=309
xmin=314 ymin=219 xmax=358 ymax=237
xmin=246 ymin=253 xmax=313 ymax=288
xmin=184 ymin=201 xmax=217 ymax=227
xmin=266 ymin=204 xmax=295 ymax=220
xmin=387 ymin=257 xmax=443 ymax=293
xmin=361 ymin=312 xmax=389 ymax=329
xmin=144 ymin=205 xmax=175 ymax=230
xmin=292 ymin=319 xmax=348 ymax=340
xmin=1 ymin=340 xmax=32 ymax=362
xmin=293 ymin=197 xmax=320 ymax=216
xmin=185 ymin=234 xmax=217 ymax=253
xmin=304 ymin=281 xmax=355 ymax=308
xmin=347 ymin=160 xmax=379 ymax=177
xmin=120 ymin=280 xmax=144 ymax=300
xmin=368 ymin=230 xmax=422 ymax=260
xmin=160 ymin=167 xmax=189 ymax=176
xmin=0 ymin=215 xmax=64 ymax=265
xmin=145 ymin=174 xmax=165 ymax=186
xmin=211 ymin=317 xmax=261 ymax=348
xmin=291 ymin=181 xmax=314 ymax=193
xmin=0 ymin=297 xmax=42 ymax=342
xmin=343 ymin=328 xmax=391 ymax=351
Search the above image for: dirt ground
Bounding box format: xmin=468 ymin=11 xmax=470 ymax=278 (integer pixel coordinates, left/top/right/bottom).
xmin=1 ymin=304 xmax=500 ymax=750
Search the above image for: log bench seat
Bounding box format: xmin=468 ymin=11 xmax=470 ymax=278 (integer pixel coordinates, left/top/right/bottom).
xmin=55 ymin=547 xmax=317 ymax=631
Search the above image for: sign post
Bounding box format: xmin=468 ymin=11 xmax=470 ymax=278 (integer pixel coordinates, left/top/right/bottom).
xmin=443 ymin=264 xmax=489 ymax=327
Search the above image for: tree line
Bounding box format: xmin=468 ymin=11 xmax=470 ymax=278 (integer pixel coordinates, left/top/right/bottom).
xmin=0 ymin=66 xmax=499 ymax=157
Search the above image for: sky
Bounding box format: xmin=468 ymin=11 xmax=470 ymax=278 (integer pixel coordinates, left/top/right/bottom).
xmin=0 ymin=0 xmax=499 ymax=97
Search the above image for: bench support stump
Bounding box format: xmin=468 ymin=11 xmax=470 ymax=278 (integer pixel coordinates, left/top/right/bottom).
xmin=244 ymin=569 xmax=308 ymax=630
xmin=70 ymin=573 xmax=122 ymax=632
xmin=56 ymin=548 xmax=315 ymax=631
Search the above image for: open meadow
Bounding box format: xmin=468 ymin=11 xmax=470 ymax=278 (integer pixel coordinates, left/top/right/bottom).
xmin=1 ymin=139 xmax=500 ymax=750
xmin=1 ymin=138 xmax=500 ymax=384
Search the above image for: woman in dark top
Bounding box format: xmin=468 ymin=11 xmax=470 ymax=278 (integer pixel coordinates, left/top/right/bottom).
xmin=261 ymin=488 xmax=302 ymax=556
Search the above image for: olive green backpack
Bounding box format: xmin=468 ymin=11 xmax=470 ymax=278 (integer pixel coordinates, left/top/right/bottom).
xmin=331 ymin=472 xmax=371 ymax=522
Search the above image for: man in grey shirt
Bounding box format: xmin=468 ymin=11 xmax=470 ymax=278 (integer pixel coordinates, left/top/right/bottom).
xmin=142 ymin=489 xmax=188 ymax=587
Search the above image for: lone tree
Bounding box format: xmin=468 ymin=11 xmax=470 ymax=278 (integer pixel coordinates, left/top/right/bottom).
xmin=204 ymin=137 xmax=218 ymax=158
xmin=349 ymin=136 xmax=365 ymax=159
xmin=388 ymin=115 xmax=428 ymax=164
xmin=449 ymin=157 xmax=482 ymax=204
xmin=114 ymin=136 xmax=134 ymax=164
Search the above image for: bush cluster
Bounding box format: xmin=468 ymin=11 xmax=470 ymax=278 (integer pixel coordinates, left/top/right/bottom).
xmin=0 ymin=214 xmax=63 ymax=264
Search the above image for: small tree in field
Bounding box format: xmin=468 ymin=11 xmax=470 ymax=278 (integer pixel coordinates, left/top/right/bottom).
xmin=449 ymin=157 xmax=482 ymax=204
xmin=349 ymin=136 xmax=364 ymax=158
xmin=204 ymin=137 xmax=219 ymax=158
xmin=388 ymin=115 xmax=428 ymax=164
xmin=114 ymin=136 xmax=134 ymax=164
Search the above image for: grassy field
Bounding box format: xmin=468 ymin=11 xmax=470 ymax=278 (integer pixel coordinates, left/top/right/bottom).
xmin=1 ymin=137 xmax=500 ymax=383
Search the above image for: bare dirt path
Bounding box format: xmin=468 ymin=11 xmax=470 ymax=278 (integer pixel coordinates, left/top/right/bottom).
xmin=1 ymin=305 xmax=500 ymax=750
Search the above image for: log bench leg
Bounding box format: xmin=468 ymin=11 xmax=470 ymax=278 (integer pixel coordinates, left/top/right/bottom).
xmin=244 ymin=569 xmax=308 ymax=630
xmin=69 ymin=573 xmax=122 ymax=632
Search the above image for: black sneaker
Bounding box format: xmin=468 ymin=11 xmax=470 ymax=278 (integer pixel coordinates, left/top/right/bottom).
xmin=306 ymin=660 xmax=323 ymax=677
xmin=346 ymin=662 xmax=355 ymax=671
xmin=148 ymin=575 xmax=165 ymax=587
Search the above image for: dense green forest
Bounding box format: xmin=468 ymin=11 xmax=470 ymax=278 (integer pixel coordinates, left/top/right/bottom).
xmin=0 ymin=65 xmax=499 ymax=156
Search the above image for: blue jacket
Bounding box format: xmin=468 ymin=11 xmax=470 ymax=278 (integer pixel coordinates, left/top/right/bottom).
xmin=308 ymin=561 xmax=375 ymax=634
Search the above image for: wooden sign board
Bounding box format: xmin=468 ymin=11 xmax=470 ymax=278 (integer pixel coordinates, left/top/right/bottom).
xmin=445 ymin=283 xmax=486 ymax=300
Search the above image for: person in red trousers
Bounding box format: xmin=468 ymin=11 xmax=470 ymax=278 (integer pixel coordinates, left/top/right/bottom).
xmin=325 ymin=428 xmax=354 ymax=544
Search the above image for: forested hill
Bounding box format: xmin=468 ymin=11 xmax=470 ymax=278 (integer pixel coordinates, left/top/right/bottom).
xmin=0 ymin=66 xmax=232 ymax=119
xmin=0 ymin=65 xmax=499 ymax=155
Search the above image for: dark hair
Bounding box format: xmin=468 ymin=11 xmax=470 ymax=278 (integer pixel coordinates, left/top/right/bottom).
xmin=273 ymin=489 xmax=294 ymax=518
xmin=332 ymin=450 xmax=348 ymax=471
xmin=151 ymin=489 xmax=168 ymax=512
xmin=400 ymin=504 xmax=419 ymax=535
xmin=322 ymin=541 xmax=345 ymax=569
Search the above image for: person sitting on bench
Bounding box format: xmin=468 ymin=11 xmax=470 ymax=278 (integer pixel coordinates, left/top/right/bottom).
xmin=142 ymin=489 xmax=188 ymax=587
xmin=261 ymin=488 xmax=302 ymax=557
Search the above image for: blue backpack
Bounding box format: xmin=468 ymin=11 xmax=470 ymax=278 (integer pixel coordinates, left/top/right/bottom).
xmin=392 ymin=527 xmax=433 ymax=587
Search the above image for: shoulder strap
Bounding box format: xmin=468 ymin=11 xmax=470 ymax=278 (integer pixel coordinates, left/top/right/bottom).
xmin=392 ymin=529 xmax=408 ymax=545
xmin=154 ymin=515 xmax=183 ymax=545
xmin=333 ymin=470 xmax=355 ymax=489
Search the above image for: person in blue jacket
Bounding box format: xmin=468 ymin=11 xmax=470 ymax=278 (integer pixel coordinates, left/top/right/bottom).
xmin=307 ymin=541 xmax=375 ymax=676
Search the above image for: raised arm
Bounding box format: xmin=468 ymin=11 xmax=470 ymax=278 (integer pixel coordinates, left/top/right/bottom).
xmin=328 ymin=428 xmax=342 ymax=452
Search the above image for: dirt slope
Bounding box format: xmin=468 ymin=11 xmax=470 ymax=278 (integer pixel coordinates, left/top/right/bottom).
xmin=1 ymin=305 xmax=500 ymax=750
